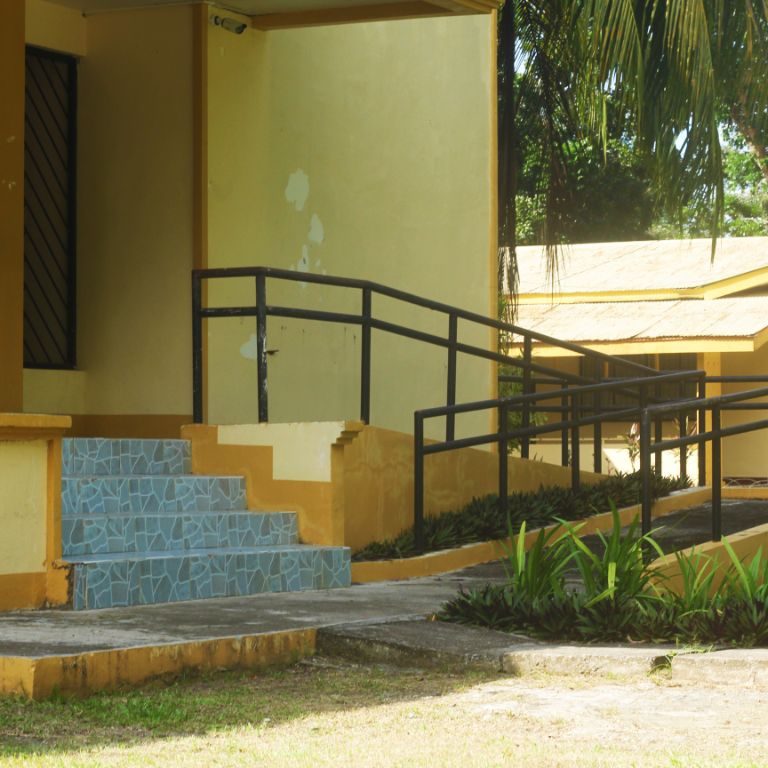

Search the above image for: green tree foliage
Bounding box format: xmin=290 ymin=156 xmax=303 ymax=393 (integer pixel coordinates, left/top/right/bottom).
xmin=516 ymin=133 xmax=655 ymax=245
xmin=498 ymin=0 xmax=768 ymax=299
xmin=652 ymin=126 xmax=768 ymax=238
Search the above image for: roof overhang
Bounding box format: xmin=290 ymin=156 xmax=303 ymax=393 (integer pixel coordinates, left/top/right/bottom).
xmin=48 ymin=0 xmax=499 ymax=28
xmin=515 ymin=338 xmax=760 ymax=358
xmin=516 ymin=237 xmax=768 ymax=301
xmin=510 ymin=297 xmax=768 ymax=357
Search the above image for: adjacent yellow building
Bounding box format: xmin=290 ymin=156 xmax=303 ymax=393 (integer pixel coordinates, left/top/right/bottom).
xmin=514 ymin=237 xmax=768 ymax=479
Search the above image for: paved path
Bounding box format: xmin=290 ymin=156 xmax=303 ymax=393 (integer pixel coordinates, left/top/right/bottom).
xmin=4 ymin=498 xmax=768 ymax=697
xmin=0 ymin=568 xmax=499 ymax=658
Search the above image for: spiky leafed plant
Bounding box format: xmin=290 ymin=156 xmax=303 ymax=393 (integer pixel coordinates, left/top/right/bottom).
xmin=498 ymin=0 xmax=768 ymax=316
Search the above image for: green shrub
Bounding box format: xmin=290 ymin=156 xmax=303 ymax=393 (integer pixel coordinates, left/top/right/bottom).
xmin=439 ymin=512 xmax=768 ymax=648
xmin=353 ymin=471 xmax=690 ymax=561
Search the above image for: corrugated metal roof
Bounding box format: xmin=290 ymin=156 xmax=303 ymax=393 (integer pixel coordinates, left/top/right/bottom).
xmin=515 ymin=297 xmax=768 ymax=344
xmin=518 ymin=238 xmax=768 ymax=295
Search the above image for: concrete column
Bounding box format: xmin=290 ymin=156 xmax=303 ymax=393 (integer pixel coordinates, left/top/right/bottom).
xmin=0 ymin=1 xmax=26 ymax=412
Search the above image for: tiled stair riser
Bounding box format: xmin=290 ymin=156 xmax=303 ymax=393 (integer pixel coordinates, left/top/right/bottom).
xmin=61 ymin=438 xmax=351 ymax=610
xmin=72 ymin=548 xmax=350 ymax=610
xmin=62 ymin=512 xmax=297 ymax=556
xmin=63 ymin=438 xmax=191 ymax=476
xmin=62 ymin=476 xmax=247 ymax=515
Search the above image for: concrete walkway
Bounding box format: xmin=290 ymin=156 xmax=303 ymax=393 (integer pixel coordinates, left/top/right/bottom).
xmin=0 ymin=567 xmax=497 ymax=659
xmin=4 ymin=499 xmax=768 ymax=698
xmin=3 ymin=562 xmax=768 ymax=697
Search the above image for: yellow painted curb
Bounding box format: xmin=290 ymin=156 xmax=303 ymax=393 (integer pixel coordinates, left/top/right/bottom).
xmin=351 ymin=487 xmax=712 ymax=583
xmin=652 ymin=520 xmax=768 ymax=595
xmin=723 ymin=487 xmax=768 ymax=500
xmin=0 ymin=628 xmax=316 ymax=700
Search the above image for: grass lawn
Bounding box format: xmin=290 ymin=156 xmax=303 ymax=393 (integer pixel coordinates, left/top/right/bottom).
xmin=1 ymin=659 xmax=767 ymax=768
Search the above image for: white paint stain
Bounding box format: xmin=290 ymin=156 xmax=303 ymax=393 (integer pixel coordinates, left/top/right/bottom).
xmin=308 ymin=213 xmax=324 ymax=244
xmin=285 ymin=169 xmax=309 ymax=211
xmin=239 ymin=334 xmax=258 ymax=361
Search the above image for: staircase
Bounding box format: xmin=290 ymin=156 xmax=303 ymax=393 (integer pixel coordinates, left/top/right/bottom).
xmin=61 ymin=438 xmax=351 ymax=610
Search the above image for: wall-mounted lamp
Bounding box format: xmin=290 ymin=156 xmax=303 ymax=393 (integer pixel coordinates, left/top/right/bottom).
xmin=210 ymin=15 xmax=248 ymax=34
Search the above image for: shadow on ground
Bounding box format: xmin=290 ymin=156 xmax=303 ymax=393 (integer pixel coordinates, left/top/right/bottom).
xmin=0 ymin=659 xmax=496 ymax=758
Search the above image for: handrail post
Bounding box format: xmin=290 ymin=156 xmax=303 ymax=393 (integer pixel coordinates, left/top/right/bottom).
xmin=638 ymin=382 xmax=647 ymax=476
xmin=570 ymin=392 xmax=581 ymax=491
xmin=192 ymin=271 xmax=203 ymax=424
xmin=521 ymin=336 xmax=532 ymax=459
xmin=413 ymin=412 xmax=425 ymax=554
xmin=561 ymin=383 xmax=569 ymax=467
xmin=678 ymin=380 xmax=688 ymax=483
xmin=361 ymin=287 xmax=372 ymax=424
xmin=256 ymin=274 xmax=269 ymax=423
xmin=712 ymin=405 xmax=722 ymax=541
xmin=653 ymin=380 xmax=663 ymax=478
xmin=640 ymin=409 xmax=652 ymax=537
xmin=499 ymin=401 xmax=509 ymax=519
xmin=446 ymin=312 xmax=458 ymax=441
xmin=698 ymin=375 xmax=707 ymax=486
xmin=593 ymin=368 xmax=602 ymax=474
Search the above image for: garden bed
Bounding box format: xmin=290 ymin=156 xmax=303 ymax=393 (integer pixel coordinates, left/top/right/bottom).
xmin=353 ymin=472 xmax=690 ymax=562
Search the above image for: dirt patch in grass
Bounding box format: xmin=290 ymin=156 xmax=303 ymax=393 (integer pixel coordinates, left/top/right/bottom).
xmin=1 ymin=660 xmax=767 ymax=767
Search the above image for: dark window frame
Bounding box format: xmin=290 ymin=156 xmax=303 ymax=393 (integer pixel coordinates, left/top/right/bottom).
xmin=23 ymin=45 xmax=77 ymax=370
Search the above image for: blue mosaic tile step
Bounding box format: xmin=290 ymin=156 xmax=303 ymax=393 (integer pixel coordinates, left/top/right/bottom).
xmin=62 ymin=439 xmax=192 ymax=477
xmin=62 ymin=511 xmax=298 ymax=555
xmin=62 ymin=475 xmax=247 ymax=515
xmin=68 ymin=545 xmax=351 ymax=609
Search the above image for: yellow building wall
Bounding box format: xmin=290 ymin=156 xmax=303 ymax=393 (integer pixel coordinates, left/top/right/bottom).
xmin=76 ymin=6 xmax=194 ymax=418
xmin=0 ymin=441 xmax=47 ymax=574
xmin=205 ymin=13 xmax=495 ymax=435
xmin=721 ymin=345 xmax=768 ymax=478
xmin=0 ymin=414 xmax=70 ymax=611
xmin=0 ymin=0 xmax=25 ymax=413
xmin=23 ymin=5 xmax=194 ymax=424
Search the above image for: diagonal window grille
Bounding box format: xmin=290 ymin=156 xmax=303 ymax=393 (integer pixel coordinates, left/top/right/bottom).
xmin=24 ymin=46 xmax=77 ymax=369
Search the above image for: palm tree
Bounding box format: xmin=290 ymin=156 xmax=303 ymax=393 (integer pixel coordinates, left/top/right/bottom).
xmin=498 ymin=0 xmax=768 ymax=313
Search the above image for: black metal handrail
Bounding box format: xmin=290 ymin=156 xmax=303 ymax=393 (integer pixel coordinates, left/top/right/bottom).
xmin=193 ymin=267 xmax=768 ymax=557
xmin=412 ymin=369 xmax=707 ymax=552
xmin=638 ymin=384 xmax=768 ymax=541
xmin=191 ymin=266 xmax=660 ymax=428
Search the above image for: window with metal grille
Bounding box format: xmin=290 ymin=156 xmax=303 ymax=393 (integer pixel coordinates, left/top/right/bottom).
xmin=24 ymin=46 xmax=77 ymax=369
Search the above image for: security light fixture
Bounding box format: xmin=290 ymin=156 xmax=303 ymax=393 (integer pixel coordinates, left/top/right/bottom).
xmin=210 ymin=15 xmax=247 ymax=34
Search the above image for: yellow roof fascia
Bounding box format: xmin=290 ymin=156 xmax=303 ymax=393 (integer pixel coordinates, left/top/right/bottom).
xmin=752 ymin=326 xmax=768 ymax=351
xmin=517 ymin=289 xmax=682 ymax=304
xmin=507 ymin=337 xmax=756 ymax=358
xmin=684 ymin=266 xmax=768 ymax=300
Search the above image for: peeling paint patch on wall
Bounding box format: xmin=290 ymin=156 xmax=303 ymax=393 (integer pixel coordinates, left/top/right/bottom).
xmin=285 ymin=169 xmax=309 ymax=211
xmin=308 ymin=213 xmax=324 ymax=244
xmin=240 ymin=334 xmax=258 ymax=361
